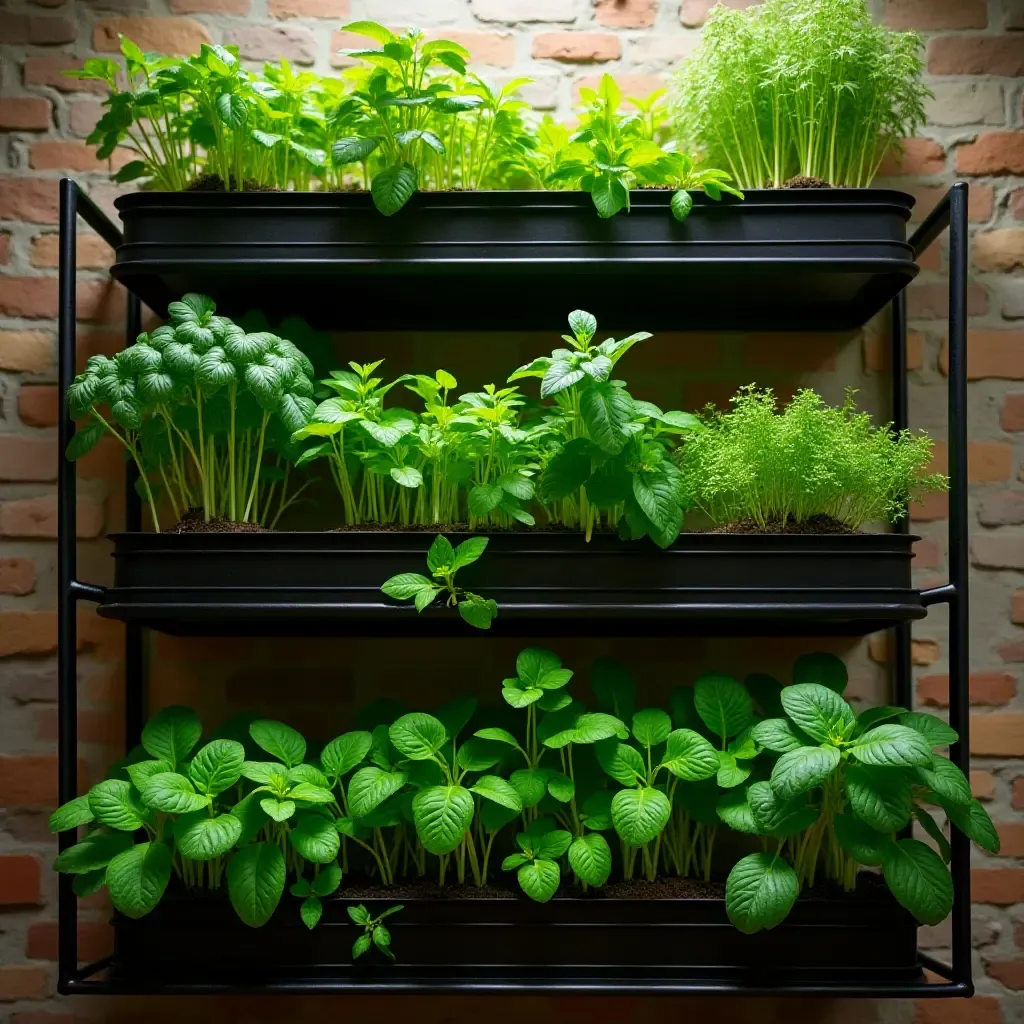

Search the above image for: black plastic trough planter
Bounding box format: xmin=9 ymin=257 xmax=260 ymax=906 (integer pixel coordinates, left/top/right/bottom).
xmin=97 ymin=530 xmax=924 ymax=637
xmin=110 ymin=188 xmax=917 ymax=332
xmin=109 ymin=884 xmax=920 ymax=992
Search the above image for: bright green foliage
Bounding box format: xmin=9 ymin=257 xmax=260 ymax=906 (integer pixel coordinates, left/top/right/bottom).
xmin=348 ymin=903 xmax=403 ymax=960
xmin=677 ymin=386 xmax=947 ymax=530
xmin=671 ymin=0 xmax=930 ymax=188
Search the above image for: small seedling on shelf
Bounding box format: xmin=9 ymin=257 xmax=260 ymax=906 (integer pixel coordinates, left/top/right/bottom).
xmin=348 ymin=903 xmax=403 ymax=961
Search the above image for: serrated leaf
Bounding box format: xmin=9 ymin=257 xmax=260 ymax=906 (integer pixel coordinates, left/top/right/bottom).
xmin=661 ymin=729 xmax=719 ymax=781
xmin=845 ymin=762 xmax=913 ymax=832
xmin=882 ymin=838 xmax=953 ymax=926
xmin=725 ymin=853 xmax=799 ymax=934
xmin=694 ymin=673 xmax=753 ymax=742
xmin=289 ymin=812 xmax=341 ymax=864
xmin=141 ymin=706 xmax=201 ymax=769
xmin=611 ymin=786 xmax=671 ymax=847
xmin=227 ymin=842 xmax=285 ymax=928
xmin=250 ymin=720 xmax=306 ymax=768
xmin=770 ymin=745 xmax=840 ymax=801
xmin=174 ymin=811 xmax=242 ymax=860
xmin=781 ymin=683 xmax=855 ymax=744
xmin=850 ymin=724 xmax=933 ymax=768
xmin=189 ymin=739 xmax=245 ymax=796
xmin=412 ymin=785 xmax=474 ymax=855
xmin=106 ymin=841 xmax=172 ymax=920
xmin=517 ymin=858 xmax=560 ymax=903
xmin=568 ymin=833 xmax=611 ymax=887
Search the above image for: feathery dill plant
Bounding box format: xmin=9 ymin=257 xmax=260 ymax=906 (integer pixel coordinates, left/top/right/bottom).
xmin=677 ymin=386 xmax=947 ymax=530
xmin=670 ymin=0 xmax=931 ymax=188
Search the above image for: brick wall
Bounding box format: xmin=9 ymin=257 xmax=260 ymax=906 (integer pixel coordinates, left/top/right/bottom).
xmin=0 ymin=0 xmax=1022 ymax=1021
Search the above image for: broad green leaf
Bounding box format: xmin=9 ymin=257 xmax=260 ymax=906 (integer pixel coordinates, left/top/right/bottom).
xmin=503 ymin=686 xmax=543 ymax=709
xmin=470 ymin=775 xmax=522 ymax=812
xmin=105 ymin=841 xmax=172 ymax=919
xmin=260 ymin=797 xmax=296 ymax=822
xmin=591 ymin=658 xmax=635 ymax=721
xmin=716 ymin=751 xmax=751 ymax=789
xmin=595 ymin=739 xmax=645 ymax=786
xmin=141 ymin=772 xmax=210 ymax=815
xmin=611 ymin=786 xmax=671 ymax=847
xmin=227 ymin=842 xmax=286 ymax=927
xmin=747 ymin=781 xmax=819 ymax=838
xmin=352 ymin=933 xmax=371 ymax=959
xmin=412 ymin=785 xmax=474 ymax=855
xmin=546 ymin=772 xmax=574 ymax=803
xmin=541 ymin=360 xmax=586 ymax=398
xmin=916 ymin=757 xmax=972 ymax=807
xmin=632 ymin=470 xmax=679 ymax=533
xmin=348 ymin=767 xmax=406 ymax=818
xmin=571 ymin=712 xmax=625 ymax=745
xmin=751 ymin=718 xmax=807 ymax=754
xmin=845 ymin=763 xmax=913 ymax=832
xmin=458 ymin=595 xmax=497 ymax=630
xmin=580 ymin=381 xmax=633 ymax=455
xmin=174 ymin=811 xmax=242 ymax=860
xmin=503 ymin=853 xmax=529 ymax=871
xmin=670 ymin=189 xmax=694 ymax=222
xmin=855 ymin=706 xmax=906 ymax=734
xmin=249 ymin=720 xmax=306 ymax=768
xmin=792 ymin=652 xmax=848 ymax=695
xmin=849 ymin=724 xmax=933 ymax=768
xmin=568 ymin=834 xmax=612 ymax=887
xmin=661 ymin=729 xmax=719 ymax=781
xmin=941 ymin=798 xmax=999 ymax=855
xmin=390 ymin=465 xmax=423 ymax=488
xmin=371 ymin=162 xmax=417 ymax=216
xmin=301 ymin=896 xmax=323 ymax=930
xmin=881 ymin=839 xmax=953 ymax=926
xmin=189 ymin=739 xmax=245 ymax=796
xmin=632 ymin=708 xmax=672 ymax=747
xmin=125 ymin=760 xmax=171 ymax=791
xmin=537 ymin=668 xmax=574 ymax=691
xmin=914 ymin=806 xmax=952 ymax=863
xmin=73 ymin=869 xmax=107 ymax=899
xmin=332 ymin=135 xmax=381 ymax=164
xmin=509 ymin=769 xmax=550 ymax=809
xmin=451 ymin=536 xmax=488 ymax=571
xmin=289 ymin=813 xmax=341 ymax=864
xmin=49 ymin=795 xmax=94 ymax=833
xmin=900 ymin=712 xmax=959 ymax=748
xmin=312 ymin=863 xmax=342 ymax=896
xmin=468 ymin=482 xmax=504 ymax=516
xmin=216 ymin=91 xmax=247 ymax=129
xmin=540 ymin=439 xmax=592 ymax=501
xmin=455 ymin=737 xmax=501 ymax=773
xmin=834 ymin=809 xmax=896 ymax=866
xmin=531 ymin=829 xmax=573 ymax=860
xmin=770 ymin=745 xmax=840 ymax=802
xmin=141 ymin=706 xmax=201 ymax=769
xmin=694 ymin=673 xmax=753 ymax=741
xmin=516 ymin=648 xmax=561 ymax=686
xmin=289 ymin=781 xmax=334 ymax=805
xmin=232 ymin=790 xmax=269 ymax=846
xmin=381 ymin=572 xmax=435 ymax=601
xmin=581 ymin=790 xmax=614 ymax=831
xmin=781 ymin=683 xmax=855 ymax=744
xmin=241 ymin=761 xmax=289 ymax=785
xmin=717 ymin=787 xmax=760 ymax=834
xmin=517 ymin=859 xmax=560 ymax=902
xmin=321 ymin=731 xmax=373 ymax=778
xmin=474 ymin=728 xmax=520 ymax=749
xmin=88 ymin=780 xmax=145 ymax=832
xmin=54 ymin=831 xmax=133 ymax=874
xmin=725 ymin=853 xmax=799 ymax=934
xmin=389 ymin=713 xmax=447 ymax=761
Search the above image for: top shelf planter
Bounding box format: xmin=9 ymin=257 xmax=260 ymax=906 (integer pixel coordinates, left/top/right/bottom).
xmin=111 ymin=188 xmax=918 ymax=332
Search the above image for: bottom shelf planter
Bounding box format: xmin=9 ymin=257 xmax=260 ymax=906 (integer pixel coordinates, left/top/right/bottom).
xmin=109 ymin=881 xmax=921 ymax=991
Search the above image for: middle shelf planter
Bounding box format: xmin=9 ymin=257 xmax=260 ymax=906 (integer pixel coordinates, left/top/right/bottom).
xmin=99 ymin=531 xmax=924 ymax=637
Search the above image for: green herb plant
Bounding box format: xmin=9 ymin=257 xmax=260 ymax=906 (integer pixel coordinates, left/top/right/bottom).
xmin=348 ymin=903 xmax=403 ymax=961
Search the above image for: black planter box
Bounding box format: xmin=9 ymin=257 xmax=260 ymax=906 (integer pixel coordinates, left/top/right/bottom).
xmin=110 ymin=189 xmax=917 ymax=332
xmin=97 ymin=530 xmax=924 ymax=637
xmin=109 ymin=885 xmax=921 ymax=993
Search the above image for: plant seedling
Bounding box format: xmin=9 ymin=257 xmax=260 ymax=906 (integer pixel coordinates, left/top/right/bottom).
xmin=348 ymin=903 xmax=403 ymax=960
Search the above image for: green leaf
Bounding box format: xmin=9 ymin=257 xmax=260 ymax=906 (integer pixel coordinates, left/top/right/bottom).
xmin=694 ymin=673 xmax=753 ymax=742
xmin=503 ymin=686 xmax=543 ymax=709
xmin=216 ymin=91 xmax=248 ymax=129
xmin=389 ymin=713 xmax=447 ymax=761
xmin=670 ymin=189 xmax=694 ymax=222
xmin=412 ymin=785 xmax=474 ymax=855
xmin=834 ymin=809 xmax=896 ymax=865
xmin=260 ymin=797 xmax=296 ymax=822
xmin=426 ymin=535 xmax=454 ymax=574
xmin=451 ymin=536 xmax=488 ymax=571
xmin=716 ymin=751 xmax=751 ymax=789
xmin=348 ymin=767 xmax=406 ymax=818
xmin=474 ymin=728 xmax=520 ymax=749
xmin=249 ymin=720 xmax=306 ymax=768
xmin=632 ymin=469 xmax=680 ymax=534
xmin=381 ymin=572 xmax=436 ymax=601
xmin=125 ymin=760 xmax=171 ymax=791
xmin=227 ymin=842 xmax=286 ymax=927
xmin=914 ymin=806 xmax=952 ymax=863
xmin=632 ymin=708 xmax=672 ymax=747
xmin=73 ymin=869 xmax=108 ymax=899
xmin=781 ymin=683 xmax=855 ymax=744
xmin=468 ymin=482 xmax=504 ymax=516
xmin=595 ymin=739 xmax=645 ymax=786
xmin=845 ymin=763 xmax=913 ymax=832
xmin=568 ymin=834 xmax=611 ymax=887
xmin=289 ymin=812 xmax=341 ymax=864
xmin=580 ymin=381 xmax=633 ymax=455
xmin=455 ymin=738 xmax=501 ymax=773
xmin=174 ymin=811 xmax=242 ymax=860
xmin=141 ymin=772 xmax=210 ymax=815
xmin=54 ymin=831 xmax=133 ymax=874
xmin=503 ymin=853 xmax=529 ymax=871
xmin=371 ymin=162 xmax=417 ymax=216
xmin=725 ymin=853 xmax=799 ymax=934
xmin=141 ymin=706 xmax=201 ymax=769
xmin=916 ymin=757 xmax=972 ymax=807
xmin=66 ymin=422 xmax=106 ymax=461
xmin=590 ymin=173 xmax=628 ymax=219
xmin=882 ymin=838 xmax=953 ymax=926
xmin=849 ymin=724 xmax=933 ymax=768
xmin=792 ymin=652 xmax=848 ymax=694
xmin=717 ymin=787 xmax=760 ymax=834
xmin=189 ymin=739 xmax=245 ymax=796
xmin=240 ymin=761 xmax=288 ymax=785
xmin=546 ymin=772 xmax=574 ymax=803
xmin=581 ymin=791 xmax=614 ymax=831
xmin=517 ymin=859 xmax=560 ymax=903
xmin=509 ymin=769 xmax=550 ymax=809
xmin=540 ymin=438 xmax=593 ymax=501
xmin=321 ymin=731 xmax=373 ymax=779
xmin=389 ymin=465 xmax=422 ymax=488
xmin=661 ymin=729 xmax=719 ymax=781
xmin=855 ymin=706 xmax=907 ymax=735
xmin=372 ymin=924 xmax=394 ymax=958
xmin=458 ymin=595 xmax=496 ymax=629
xmin=352 ymin=933 xmax=371 ymax=959
xmin=332 ymin=136 xmax=381 ymax=164
xmin=751 ymin=718 xmax=810 ymax=754
xmin=516 ymin=649 xmax=564 ymax=687
xmin=900 ymin=712 xmax=959 ymax=748
xmin=348 ymin=903 xmax=371 ymax=925
xmin=747 ymin=781 xmax=819 ymax=838
xmin=301 ymin=896 xmax=323 ymax=930
xmin=88 ymin=780 xmax=145 ymax=832
xmin=49 ymin=795 xmax=95 ymax=833
xmin=470 ymin=775 xmax=522 ymax=812
xmin=311 ymin=863 xmax=342 ymax=896
xmin=941 ymin=797 xmax=1000 ymax=855
xmin=105 ymin=841 xmax=172 ymax=920
xmin=611 ymin=786 xmax=671 ymax=847
xmin=571 ymin=712 xmax=625 ymax=745
xmin=770 ymin=745 xmax=840 ymax=802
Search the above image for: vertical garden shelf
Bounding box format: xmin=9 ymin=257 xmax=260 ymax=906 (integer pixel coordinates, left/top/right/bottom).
xmin=55 ymin=178 xmax=972 ymax=996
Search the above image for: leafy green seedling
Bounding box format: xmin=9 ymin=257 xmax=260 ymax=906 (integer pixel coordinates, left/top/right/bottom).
xmin=348 ymin=903 xmax=403 ymax=960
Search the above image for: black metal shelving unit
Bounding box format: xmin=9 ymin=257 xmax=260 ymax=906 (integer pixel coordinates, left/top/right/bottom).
xmin=56 ymin=177 xmax=972 ymax=997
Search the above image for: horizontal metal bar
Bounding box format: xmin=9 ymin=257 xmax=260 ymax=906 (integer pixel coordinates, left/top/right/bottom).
xmin=908 ymin=189 xmax=952 ymax=260
xmin=69 ymin=581 xmax=106 ymax=603
xmin=921 ymin=583 xmax=956 ymax=606
xmin=919 ymin=952 xmax=960 ymax=985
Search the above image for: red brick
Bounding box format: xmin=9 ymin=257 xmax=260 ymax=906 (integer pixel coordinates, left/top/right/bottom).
xmin=0 ymin=437 xmax=57 ymax=483
xmin=1013 ymin=189 xmax=1024 ymax=221
xmin=17 ymin=385 xmax=58 ymax=428
xmin=914 ymin=996 xmax=1002 ymax=1024
xmin=29 ymin=233 xmax=113 ymax=270
xmin=66 ymin=99 xmax=102 ymax=138
xmin=911 ymin=491 xmax=949 ymax=522
xmin=996 ymin=823 xmax=1024 ymax=858
xmin=930 ymin=441 xmax=1013 ymax=483
xmin=0 ymin=855 xmax=41 ymax=906
xmin=877 ymin=138 xmax=945 ymax=177
xmin=745 ymin=334 xmax=840 ymax=372
xmin=908 ymin=281 xmax=988 ymax=320
xmin=25 ymin=920 xmax=113 ymax=962
xmin=1014 ymin=777 xmax=1024 ymax=810
xmin=973 ymin=868 xmax=1024 ymax=905
xmin=980 ymin=492 xmax=1024 ymax=526
xmin=0 ymin=965 xmax=49 ymax=1002
xmin=1003 ymin=394 xmax=1024 ymax=431
xmin=0 ymin=14 xmax=75 ymax=45
xmin=972 ymin=770 xmax=996 ymax=801
xmin=0 ymin=98 xmax=51 ymax=132
xmin=929 ymin=35 xmax=1024 ymax=76
xmin=93 ymin=17 xmax=211 ymax=56
xmin=972 ymin=714 xmax=1024 ymax=756
xmin=974 ymin=230 xmax=1024 ymax=272
xmin=594 ymin=0 xmax=657 ymax=28
xmin=533 ymin=32 xmax=621 ymax=62
xmin=905 ymin=183 xmax=993 ymax=223
xmin=171 ymin=0 xmax=250 ymax=10
xmin=29 ymin=140 xmax=133 ymax=173
xmin=1014 ymin=590 xmax=1024 ymax=624
xmin=912 ymin=537 xmax=941 ymax=569
xmin=999 ymin=640 xmax=1024 ymax=662
xmin=986 ymin=957 xmax=1024 ymax=989
xmin=573 ymin=73 xmax=662 ymax=103
xmin=34 ymin=707 xmax=119 ymax=745
xmin=0 ymin=277 xmax=56 ymax=319
xmin=0 ymin=755 xmax=57 ymax=807
xmin=425 ymin=29 xmax=515 ymax=66
xmin=0 ymin=495 xmax=104 ymax=540
xmin=957 ymin=133 xmax=1024 ymax=176
xmin=0 ymin=232 xmax=10 ymax=265
xmin=941 ymin=329 xmax=1024 ymax=380
xmin=0 ymin=331 xmax=51 ymax=373
xmin=23 ymin=55 xmax=107 ymax=95
xmin=0 ymin=557 xmax=36 ymax=596
xmin=883 ymin=0 xmax=986 ymax=29
xmin=679 ymin=0 xmax=755 ymax=27
xmin=268 ymin=0 xmax=347 ymax=15
xmin=76 ymin=280 xmax=125 ymax=325
xmin=224 ymin=25 xmax=316 ymax=64
xmin=0 ymin=178 xmax=58 ymax=224
xmin=869 ymin=634 xmax=939 ymax=666
xmin=917 ymin=672 xmax=1017 ymax=707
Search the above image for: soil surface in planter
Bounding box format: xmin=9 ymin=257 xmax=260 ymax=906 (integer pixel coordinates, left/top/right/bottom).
xmin=171 ymin=509 xmax=267 ymax=534
xmin=784 ymin=175 xmax=832 ymax=188
xmin=710 ymin=514 xmax=856 ymax=535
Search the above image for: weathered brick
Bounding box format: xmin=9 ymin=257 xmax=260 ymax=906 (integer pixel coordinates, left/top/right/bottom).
xmin=883 ymin=0 xmax=986 ymax=29
xmin=66 ymin=99 xmax=103 ymax=138
xmin=268 ymin=0 xmax=346 ymax=15
xmin=908 ymin=281 xmax=987 ymax=320
xmin=0 ymin=965 xmax=49 ymax=1002
xmin=93 ymin=17 xmax=212 ymax=56
xmin=869 ymin=633 xmax=939 ymax=666
xmin=35 ymin=707 xmax=119 ymax=745
xmin=905 ymin=184 xmax=993 ymax=224
xmin=1003 ymin=394 xmax=1024 ymax=431
xmin=974 ymin=230 xmax=1024 ymax=272
xmin=0 ymin=855 xmax=41 ymax=906
xmin=986 ymin=958 xmax=1024 ymax=989
xmin=0 ymin=557 xmax=36 ymax=596
xmin=957 ymin=133 xmax=1024 ymax=176
xmin=926 ymin=82 xmax=1004 ymax=128
xmin=76 ymin=279 xmax=125 ymax=324
xmin=973 ymin=868 xmax=1024 ymax=905
xmin=627 ymin=34 xmax=699 ymax=67
xmin=0 ymin=331 xmax=52 ymax=373
xmin=877 ymin=138 xmax=945 ymax=177
xmin=1014 ymin=777 xmax=1024 ymax=811
xmin=426 ymin=29 xmax=515 ymax=65
xmin=1013 ymin=189 xmax=1024 ymax=221
xmin=23 ymin=55 xmax=107 ymax=95
xmin=0 ymin=14 xmax=75 ymax=45
xmin=225 ymin=25 xmax=316 ymax=63
xmin=0 ymin=495 xmax=104 ymax=539
xmin=972 ymin=770 xmax=996 ymax=801
xmin=929 ymin=35 xmax=1024 ymax=76
xmin=25 ymin=920 xmax=113 ymax=962
xmin=863 ymin=328 xmax=923 ymax=373
xmin=996 ymin=823 xmax=1024 ymax=859
xmin=0 ymin=97 xmax=52 ymax=132
xmin=573 ymin=73 xmax=662 ymax=102
xmin=0 ymin=233 xmax=9 ymax=265
xmin=1014 ymin=590 xmax=1024 ymax=624
xmin=29 ymin=233 xmax=114 ymax=270
xmin=980 ymin=492 xmax=1024 ymax=526
xmin=0 ymin=437 xmax=57 ymax=482
xmin=0 ymin=178 xmax=59 ymax=224
xmin=914 ymin=996 xmax=1002 ymax=1024
xmin=0 ymin=277 xmax=56 ymax=319
xmin=917 ymin=672 xmax=1017 ymax=707
xmin=931 ymin=441 xmax=1013 ymax=483
xmin=0 ymin=755 xmax=57 ymax=807
xmin=29 ymin=140 xmax=133 ymax=173
xmin=679 ymin=0 xmax=755 ymax=27
xmin=470 ymin=0 xmax=577 ymax=22
xmin=912 ymin=537 xmax=941 ymax=569
xmin=974 ymin=533 xmax=1024 ymax=570
xmin=594 ymin=0 xmax=657 ymax=28
xmin=972 ymin=714 xmax=1024 ymax=756
xmin=533 ymin=32 xmax=621 ymax=62
xmin=170 ymin=0 xmax=250 ymax=10
xmin=999 ymin=639 xmax=1024 ymax=662
xmin=17 ymin=384 xmax=58 ymax=428
xmin=912 ymin=491 xmax=949 ymax=522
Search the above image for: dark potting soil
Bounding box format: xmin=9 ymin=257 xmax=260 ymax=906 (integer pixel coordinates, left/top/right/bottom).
xmin=709 ymin=514 xmax=856 ymax=536
xmin=183 ymin=174 xmax=282 ymax=193
xmin=171 ymin=508 xmax=268 ymax=534
xmin=783 ymin=175 xmax=832 ymax=189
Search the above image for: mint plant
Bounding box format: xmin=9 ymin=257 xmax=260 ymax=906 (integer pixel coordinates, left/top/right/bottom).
xmin=348 ymin=903 xmax=403 ymax=960
xmin=380 ymin=535 xmax=498 ymax=629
